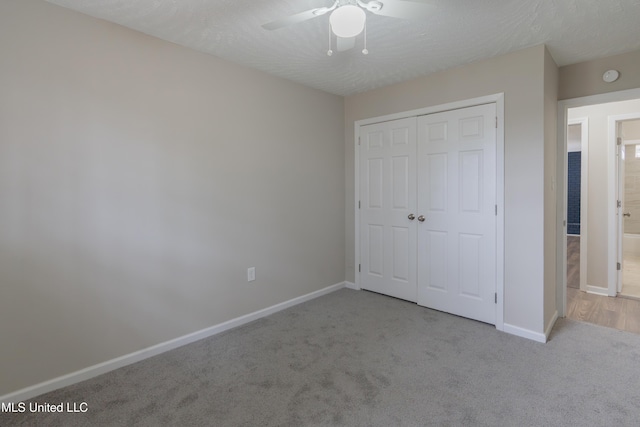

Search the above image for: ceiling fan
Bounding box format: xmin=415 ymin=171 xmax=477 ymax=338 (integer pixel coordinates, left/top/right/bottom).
xmin=262 ymin=0 xmax=434 ymax=55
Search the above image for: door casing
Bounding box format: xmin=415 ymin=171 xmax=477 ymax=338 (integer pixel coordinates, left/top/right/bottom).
xmin=354 ymin=93 xmax=505 ymax=332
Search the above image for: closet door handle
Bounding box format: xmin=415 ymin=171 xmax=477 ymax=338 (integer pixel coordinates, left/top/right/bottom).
xmin=418 ymin=215 xmax=425 ymax=222
xmin=624 ymin=212 xmax=631 ymax=217
xmin=408 ymin=214 xmax=415 ymax=220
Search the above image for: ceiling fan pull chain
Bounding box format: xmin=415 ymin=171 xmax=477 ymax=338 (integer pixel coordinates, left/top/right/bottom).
xmin=362 ymin=19 xmax=368 ymax=55
xmin=327 ymin=19 xmax=333 ymax=56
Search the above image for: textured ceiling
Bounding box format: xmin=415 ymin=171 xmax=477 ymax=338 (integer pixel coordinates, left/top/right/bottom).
xmin=45 ymin=0 xmax=640 ymax=96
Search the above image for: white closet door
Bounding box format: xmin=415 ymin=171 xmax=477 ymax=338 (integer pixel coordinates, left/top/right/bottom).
xmin=417 ymin=104 xmax=497 ymax=324
xmin=359 ymin=117 xmax=417 ymax=302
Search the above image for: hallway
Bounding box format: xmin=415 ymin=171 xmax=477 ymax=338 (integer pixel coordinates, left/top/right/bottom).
xmin=566 ymin=235 xmax=640 ymax=334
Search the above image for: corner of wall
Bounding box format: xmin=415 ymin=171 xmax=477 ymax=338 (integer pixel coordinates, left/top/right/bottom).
xmin=544 ymin=45 xmax=560 ymax=329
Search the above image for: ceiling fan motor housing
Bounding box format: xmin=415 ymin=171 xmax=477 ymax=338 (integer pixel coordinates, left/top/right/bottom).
xmin=366 ymin=1 xmax=383 ymax=12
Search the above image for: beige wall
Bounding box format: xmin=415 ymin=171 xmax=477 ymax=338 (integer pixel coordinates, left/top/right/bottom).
xmin=559 ymin=50 xmax=640 ymax=101
xmin=345 ymin=45 xmax=550 ymax=335
xmin=624 ymin=149 xmax=640 ymax=234
xmin=544 ymin=47 xmax=559 ymax=330
xmin=568 ymin=100 xmax=640 ymax=289
xmin=0 ymin=0 xmax=345 ymax=396
xmin=623 ymin=120 xmax=640 ymax=140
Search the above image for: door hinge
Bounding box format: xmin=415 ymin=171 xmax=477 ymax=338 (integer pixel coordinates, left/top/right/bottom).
xmin=617 ymin=262 xmax=621 ymax=271
xmin=617 ymin=137 xmax=622 ymax=146
xmin=495 ymin=205 xmax=497 ymax=216
xmin=358 ymin=137 xmax=361 ymax=146
xmin=359 ymin=264 xmax=361 ymax=273
xmin=563 ymin=220 xmax=566 ymax=227
xmin=495 ymin=293 xmax=497 ymax=304
xmin=617 ymin=200 xmax=622 ymax=208
xmin=495 ymin=117 xmax=498 ymax=128
xmin=358 ymin=200 xmax=361 ymax=209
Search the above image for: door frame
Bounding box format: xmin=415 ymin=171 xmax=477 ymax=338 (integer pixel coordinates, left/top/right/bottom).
xmin=557 ymin=88 xmax=640 ymax=316
xmin=610 ymin=112 xmax=640 ymax=295
xmin=566 ymin=117 xmax=589 ymax=293
xmin=354 ymin=93 xmax=505 ymax=332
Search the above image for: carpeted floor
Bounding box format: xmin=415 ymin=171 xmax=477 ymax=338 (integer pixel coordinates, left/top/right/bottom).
xmin=2 ymin=288 xmax=640 ymax=426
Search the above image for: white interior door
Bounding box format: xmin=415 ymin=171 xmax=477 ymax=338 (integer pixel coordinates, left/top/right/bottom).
xmin=359 ymin=117 xmax=417 ymax=302
xmin=417 ymin=104 xmax=497 ymax=324
xmin=617 ymin=123 xmax=625 ymax=294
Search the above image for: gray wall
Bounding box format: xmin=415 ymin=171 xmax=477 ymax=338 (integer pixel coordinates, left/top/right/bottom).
xmin=559 ymin=49 xmax=640 ymax=101
xmin=624 ymin=120 xmax=640 ymax=140
xmin=0 ymin=0 xmax=345 ymax=396
xmin=345 ymin=45 xmax=556 ymax=335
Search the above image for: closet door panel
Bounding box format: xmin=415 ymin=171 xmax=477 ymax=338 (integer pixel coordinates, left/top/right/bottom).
xmin=359 ymin=117 xmax=417 ymax=302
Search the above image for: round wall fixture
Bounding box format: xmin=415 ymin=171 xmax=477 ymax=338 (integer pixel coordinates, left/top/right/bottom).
xmin=603 ymin=70 xmax=620 ymax=83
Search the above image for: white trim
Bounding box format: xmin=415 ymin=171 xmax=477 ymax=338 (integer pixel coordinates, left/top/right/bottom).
xmin=623 ymin=139 xmax=640 ymax=145
xmin=0 ymin=282 xmax=348 ymax=403
xmin=557 ymin=88 xmax=640 ymax=317
xmin=496 ymin=97 xmax=505 ymax=331
xmin=559 ymin=89 xmax=640 ymax=110
xmin=609 ymin=115 xmax=618 ymax=297
xmin=354 ymin=120 xmax=361 ymax=291
xmin=579 ymin=118 xmax=589 ymax=293
xmin=354 ymin=93 xmax=505 ymax=332
xmin=586 ymin=285 xmax=609 ymax=296
xmin=355 ymin=94 xmax=502 ymax=126
xmin=344 ymin=281 xmax=359 ymax=290
xmin=502 ymin=323 xmax=547 ymax=343
xmin=544 ymin=310 xmax=559 ymax=341
xmin=556 ymin=111 xmax=566 ymax=316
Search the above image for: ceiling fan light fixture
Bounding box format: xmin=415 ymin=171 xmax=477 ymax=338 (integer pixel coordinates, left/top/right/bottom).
xmin=329 ymin=5 xmax=366 ymax=38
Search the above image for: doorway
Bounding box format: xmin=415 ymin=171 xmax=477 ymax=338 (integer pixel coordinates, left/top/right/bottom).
xmin=557 ymin=89 xmax=640 ymax=319
xmin=618 ymin=118 xmax=640 ymax=299
xmin=566 ymin=118 xmax=588 ymax=294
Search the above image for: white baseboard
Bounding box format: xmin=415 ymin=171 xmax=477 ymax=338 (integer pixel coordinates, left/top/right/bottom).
xmin=544 ymin=310 xmax=559 ymax=342
xmin=503 ymin=323 xmax=547 ymax=343
xmin=586 ymin=285 xmax=608 ymax=296
xmin=1 ymin=281 xmax=347 ymax=403
xmin=344 ymin=281 xmax=359 ymax=290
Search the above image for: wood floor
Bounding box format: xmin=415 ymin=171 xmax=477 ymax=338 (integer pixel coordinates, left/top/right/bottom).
xmin=566 ymin=235 xmax=640 ymax=334
xmin=622 ymin=254 xmax=640 ymax=298
xmin=567 ymin=235 xmax=580 ymax=289
xmin=566 ymin=287 xmax=640 ymax=334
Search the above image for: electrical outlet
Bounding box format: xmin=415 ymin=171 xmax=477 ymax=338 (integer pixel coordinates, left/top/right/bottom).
xmin=247 ymin=267 xmax=256 ymax=282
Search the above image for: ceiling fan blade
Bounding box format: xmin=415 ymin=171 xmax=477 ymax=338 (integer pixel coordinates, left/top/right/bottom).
xmin=262 ymin=1 xmax=340 ymax=31
xmin=336 ymin=36 xmax=356 ymax=52
xmin=262 ymin=8 xmax=325 ymax=31
xmin=371 ymin=0 xmax=434 ymax=20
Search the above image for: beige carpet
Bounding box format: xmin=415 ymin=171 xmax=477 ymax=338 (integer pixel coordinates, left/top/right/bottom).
xmin=2 ymin=289 xmax=640 ymax=426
